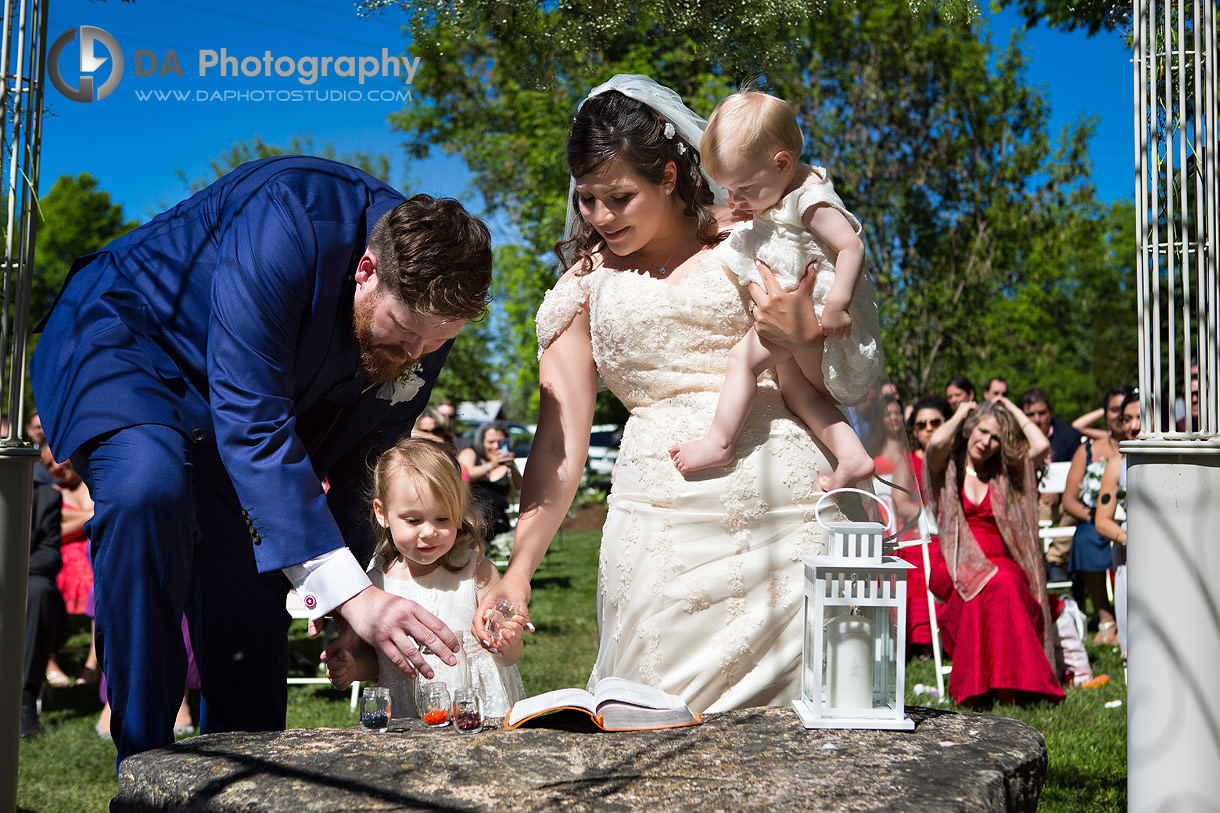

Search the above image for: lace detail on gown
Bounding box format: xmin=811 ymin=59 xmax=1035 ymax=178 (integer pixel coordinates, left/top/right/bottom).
xmin=535 ymin=273 xmax=590 ymax=357
xmin=533 ymin=252 xmax=857 ymax=714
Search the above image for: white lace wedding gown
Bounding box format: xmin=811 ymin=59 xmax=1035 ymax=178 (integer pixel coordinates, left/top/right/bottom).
xmin=536 ymin=253 xmax=849 ymax=713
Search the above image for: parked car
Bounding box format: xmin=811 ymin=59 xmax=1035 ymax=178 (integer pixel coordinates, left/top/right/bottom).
xmin=586 ymin=424 xmax=622 ymax=481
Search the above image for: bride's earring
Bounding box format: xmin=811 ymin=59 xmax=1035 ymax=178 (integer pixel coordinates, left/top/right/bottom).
xmin=664 ymin=185 xmax=673 ymax=194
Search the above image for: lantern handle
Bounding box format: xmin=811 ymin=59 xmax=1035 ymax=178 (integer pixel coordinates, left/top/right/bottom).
xmin=814 ymin=488 xmax=894 ymax=533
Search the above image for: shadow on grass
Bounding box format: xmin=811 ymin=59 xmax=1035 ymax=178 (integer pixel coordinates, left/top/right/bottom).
xmin=39 ymin=681 xmax=105 ymax=724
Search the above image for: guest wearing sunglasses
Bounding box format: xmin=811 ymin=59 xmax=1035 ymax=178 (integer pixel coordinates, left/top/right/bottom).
xmin=897 ymin=395 xmax=954 ymax=658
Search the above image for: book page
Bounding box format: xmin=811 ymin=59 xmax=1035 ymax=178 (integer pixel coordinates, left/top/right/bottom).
xmin=592 ymin=677 xmax=688 ymax=711
xmin=597 ymin=702 xmax=699 ymax=731
xmin=505 ymin=688 xmax=597 ymax=727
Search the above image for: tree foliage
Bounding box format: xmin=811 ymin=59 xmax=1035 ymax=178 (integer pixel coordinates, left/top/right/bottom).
xmin=370 ymin=0 xmax=1132 ymax=419
xmin=178 ymin=133 xmax=392 ymax=192
xmin=765 ymin=4 xmax=1137 ymax=411
xmin=997 ymin=0 xmax=1130 ymax=36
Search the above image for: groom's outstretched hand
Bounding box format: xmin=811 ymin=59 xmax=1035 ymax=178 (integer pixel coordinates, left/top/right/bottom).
xmin=316 ymin=585 xmax=458 ymax=680
xmin=473 ymin=570 xmax=535 ymax=652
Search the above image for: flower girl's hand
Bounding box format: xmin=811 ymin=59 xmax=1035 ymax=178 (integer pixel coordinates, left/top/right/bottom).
xmin=820 ymin=306 xmax=852 ymax=339
xmin=324 ymin=649 xmax=356 ymax=691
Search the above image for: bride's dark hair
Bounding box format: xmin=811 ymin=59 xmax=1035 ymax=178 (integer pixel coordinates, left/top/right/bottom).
xmin=554 ymin=90 xmax=721 ymax=274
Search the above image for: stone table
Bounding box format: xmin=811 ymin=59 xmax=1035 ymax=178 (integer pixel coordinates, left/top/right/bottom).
xmin=114 ymin=706 xmax=1046 ymax=812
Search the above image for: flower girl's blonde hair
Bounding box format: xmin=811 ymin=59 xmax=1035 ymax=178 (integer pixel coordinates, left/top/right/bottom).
xmin=370 ymin=437 xmax=485 ymax=573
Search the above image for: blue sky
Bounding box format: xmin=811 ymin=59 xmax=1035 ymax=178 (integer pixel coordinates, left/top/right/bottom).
xmin=37 ymin=1 xmax=1134 ymax=230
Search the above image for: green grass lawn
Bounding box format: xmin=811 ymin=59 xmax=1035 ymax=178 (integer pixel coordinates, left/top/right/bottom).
xmin=18 ymin=528 xmax=1125 ymax=811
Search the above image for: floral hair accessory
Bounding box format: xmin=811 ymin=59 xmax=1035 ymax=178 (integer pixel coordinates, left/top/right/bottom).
xmin=662 ymin=121 xmax=687 ymax=154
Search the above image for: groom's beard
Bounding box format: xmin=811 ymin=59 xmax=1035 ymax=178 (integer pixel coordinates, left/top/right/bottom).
xmin=352 ymin=292 xmax=417 ymax=384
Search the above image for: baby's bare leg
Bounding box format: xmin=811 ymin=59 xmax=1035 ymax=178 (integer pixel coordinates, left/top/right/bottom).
xmin=670 ymin=328 xmax=789 ymax=473
xmin=774 ymin=359 xmax=875 ymax=491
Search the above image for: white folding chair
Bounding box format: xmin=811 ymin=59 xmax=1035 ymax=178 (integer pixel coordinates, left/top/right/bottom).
xmin=1037 ymin=461 xmax=1076 ymax=593
xmin=285 ymin=590 xmax=360 ymax=711
xmin=896 ymin=509 xmax=947 ymax=699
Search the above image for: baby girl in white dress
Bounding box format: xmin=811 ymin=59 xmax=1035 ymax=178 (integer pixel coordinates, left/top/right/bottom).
xmin=669 ymin=90 xmax=883 ymax=491
xmin=324 ymin=438 xmax=525 ymax=718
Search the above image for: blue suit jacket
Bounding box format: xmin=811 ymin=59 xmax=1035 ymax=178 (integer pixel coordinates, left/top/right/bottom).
xmin=31 ymin=156 xmax=448 ymax=571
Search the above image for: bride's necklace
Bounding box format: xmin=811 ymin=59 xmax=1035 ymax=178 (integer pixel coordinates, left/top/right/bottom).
xmin=636 ymin=234 xmax=684 ymax=278
xmin=965 ymin=464 xmax=979 ymax=478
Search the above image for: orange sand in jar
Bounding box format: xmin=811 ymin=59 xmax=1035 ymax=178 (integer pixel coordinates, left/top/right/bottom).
xmin=423 ymin=710 xmax=449 ymax=725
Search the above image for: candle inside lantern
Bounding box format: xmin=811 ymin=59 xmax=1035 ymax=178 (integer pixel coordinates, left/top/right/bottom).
xmin=826 ymin=614 xmax=874 ymax=708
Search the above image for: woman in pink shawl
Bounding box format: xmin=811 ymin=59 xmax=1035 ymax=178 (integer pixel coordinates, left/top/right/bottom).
xmin=924 ymin=398 xmax=1065 ymax=705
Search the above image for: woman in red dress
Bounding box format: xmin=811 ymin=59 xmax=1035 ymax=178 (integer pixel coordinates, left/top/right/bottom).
xmin=923 ymin=397 xmax=1064 ymax=705
xmin=48 ymin=456 xmax=94 ymax=616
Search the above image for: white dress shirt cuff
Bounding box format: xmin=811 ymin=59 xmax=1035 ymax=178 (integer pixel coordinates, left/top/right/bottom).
xmin=282 ymin=548 xmax=371 ymax=620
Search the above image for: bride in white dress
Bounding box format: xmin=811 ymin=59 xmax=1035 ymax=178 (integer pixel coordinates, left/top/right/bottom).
xmin=476 ymin=75 xmax=854 ymax=713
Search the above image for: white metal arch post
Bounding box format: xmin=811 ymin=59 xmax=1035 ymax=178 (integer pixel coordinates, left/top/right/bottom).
xmin=1130 ymin=0 xmax=1220 ymax=808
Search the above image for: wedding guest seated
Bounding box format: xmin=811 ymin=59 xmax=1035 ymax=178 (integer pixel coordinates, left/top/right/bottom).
xmin=26 ymin=409 xmax=45 ymax=446
xmin=42 ymin=450 xmax=99 ymax=685
xmin=1062 ymin=385 xmax=1133 ymax=645
xmin=23 ymin=443 xmax=66 ymax=738
xmin=1176 ymin=362 xmax=1200 ymax=431
xmin=869 ymin=395 xmax=907 ymax=476
xmin=982 ymin=377 xmax=1008 ymax=403
xmin=945 ymin=375 xmax=976 ymax=410
xmin=458 ymin=422 xmax=521 ymax=539
xmin=1094 ymin=390 xmax=1139 ymax=659
xmin=412 ymin=407 xmax=456 ymax=453
xmin=1018 ymin=386 xmax=1083 ymax=582
xmin=924 ymin=399 xmax=1064 ymax=706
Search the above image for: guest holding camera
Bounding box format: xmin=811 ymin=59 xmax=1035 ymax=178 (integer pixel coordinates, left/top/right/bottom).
xmin=458 ymin=422 xmax=521 ymax=538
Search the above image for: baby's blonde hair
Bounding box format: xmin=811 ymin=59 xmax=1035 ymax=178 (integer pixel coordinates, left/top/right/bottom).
xmin=701 ymin=91 xmax=804 ymax=180
xmin=370 ymin=437 xmax=486 ymax=573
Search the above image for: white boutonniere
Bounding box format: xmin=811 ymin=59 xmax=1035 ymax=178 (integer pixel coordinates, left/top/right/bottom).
xmin=376 ymin=363 xmax=424 ymax=406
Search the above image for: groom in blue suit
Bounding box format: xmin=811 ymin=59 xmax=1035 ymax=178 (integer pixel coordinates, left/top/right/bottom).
xmin=31 ymin=156 xmax=492 ymax=763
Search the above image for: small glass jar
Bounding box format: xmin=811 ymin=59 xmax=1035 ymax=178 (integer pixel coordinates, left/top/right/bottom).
xmin=420 ymin=682 xmax=451 ymax=728
xmin=452 ymin=687 xmax=483 ymax=733
xmin=485 ymin=598 xmax=520 ymax=645
xmin=413 ymin=677 xmax=430 ymax=717
xmin=359 ymin=687 xmax=392 ymax=733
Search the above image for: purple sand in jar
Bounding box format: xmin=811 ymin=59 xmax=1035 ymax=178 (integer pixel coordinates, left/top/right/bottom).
xmin=455 ymin=709 xmax=483 ymax=731
xmin=361 ymin=711 xmax=390 ymax=730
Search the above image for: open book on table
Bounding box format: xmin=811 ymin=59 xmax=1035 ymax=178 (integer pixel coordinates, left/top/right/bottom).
xmin=504 ymin=676 xmax=701 ymax=731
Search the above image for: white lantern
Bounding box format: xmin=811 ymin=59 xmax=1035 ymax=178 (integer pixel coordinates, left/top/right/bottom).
xmin=793 ymin=489 xmax=915 ymax=731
